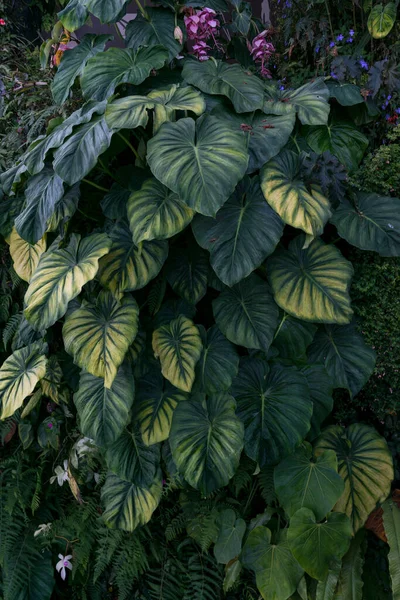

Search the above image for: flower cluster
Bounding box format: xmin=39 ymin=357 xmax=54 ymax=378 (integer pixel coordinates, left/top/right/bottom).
xmin=250 ymin=30 xmax=275 ymax=78
xmin=184 ymin=8 xmax=219 ymax=61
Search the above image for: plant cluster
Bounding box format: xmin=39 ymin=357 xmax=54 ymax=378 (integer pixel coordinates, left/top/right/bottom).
xmin=1 ymin=0 xmax=400 ymax=599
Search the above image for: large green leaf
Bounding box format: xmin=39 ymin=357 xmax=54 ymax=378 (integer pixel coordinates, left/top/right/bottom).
xmin=125 ymin=8 xmax=182 ymax=61
xmin=274 ymin=444 xmax=344 ymax=520
xmin=9 ymin=228 xmax=46 ymax=283
xmin=147 ymin=115 xmax=249 ymax=217
xmin=304 ymin=121 xmax=368 ymax=172
xmin=272 ymin=313 xmax=317 ymax=361
xmin=335 ymin=531 xmax=365 ymax=600
xmin=213 ymin=274 xmax=279 ymax=352
xmin=63 ymin=291 xmax=139 ymax=388
xmin=13 ymin=551 xmax=55 ymax=600
xmin=85 ymin=0 xmax=129 ymax=22
xmin=331 ymin=192 xmax=400 ymax=257
xmin=231 ymin=359 xmax=312 ymax=466
xmin=98 ymin=222 xmax=168 ymax=294
xmin=326 ymin=81 xmax=364 ymax=107
xmin=106 ymin=426 xmax=160 ymax=483
xmin=301 ymin=365 xmax=333 ymax=440
xmin=128 ymin=178 xmax=194 ymax=245
xmin=192 ymin=177 xmax=283 ymax=286
xmin=105 ymin=94 xmax=154 ymax=130
xmin=314 ymin=424 xmax=394 ymax=533
xmin=288 ymin=509 xmax=352 ymax=581
xmin=169 ymin=392 xmax=244 ymax=495
xmin=24 ymin=233 xmax=111 ymax=331
xmin=52 ymin=34 xmax=111 ymax=105
xmin=166 ymin=246 xmax=208 ymax=305
xmin=368 ymin=3 xmax=397 ymax=38
xmin=267 ymin=234 xmax=354 ymax=324
xmin=135 ymin=369 xmax=188 ymax=445
xmin=263 ymin=78 xmax=330 ymax=125
xmin=58 ymin=0 xmax=88 ymax=31
xmin=81 ymin=45 xmax=168 ymax=101
xmin=307 ymin=322 xmax=376 ymax=397
xmin=382 ymin=499 xmax=400 ymax=599
xmin=241 ymin=527 xmax=304 ymax=600
xmin=214 ymin=509 xmax=246 ymax=564
xmin=148 ymin=84 xmax=206 ymax=133
xmin=101 ymin=469 xmax=162 ymax=531
xmin=74 ymin=363 xmax=134 ymax=446
xmin=0 ymin=342 xmax=47 ymax=420
xmin=152 ymin=315 xmax=202 ymax=392
xmin=15 ymin=168 xmax=64 ymax=244
xmin=182 ymin=57 xmax=265 ymax=113
xmin=194 ymin=325 xmax=239 ymax=395
xmin=47 ymin=183 xmax=80 ymax=232
xmin=261 ymin=150 xmax=332 ymax=237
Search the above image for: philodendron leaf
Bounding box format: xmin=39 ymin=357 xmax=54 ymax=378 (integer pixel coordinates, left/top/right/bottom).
xmin=288 ymin=508 xmax=352 ymax=581
xmin=147 ymin=115 xmax=249 ymax=217
xmin=148 ymin=84 xmax=206 ymax=133
xmin=368 ymin=3 xmax=397 ymax=38
xmin=125 ymin=8 xmax=182 ymax=61
xmin=98 ymin=221 xmax=168 ymax=294
xmin=166 ymin=246 xmax=208 ymax=305
xmin=81 ymin=45 xmax=168 ymax=101
xmin=47 ymin=183 xmax=80 ymax=232
xmin=128 ymin=178 xmax=194 ymax=245
xmin=241 ymin=526 xmax=304 ymax=600
xmin=9 ymin=228 xmax=46 ymax=282
xmin=315 ymin=563 xmax=341 ymax=600
xmin=314 ymin=424 xmax=394 ymax=533
xmin=301 ymin=365 xmax=333 ymax=440
xmin=274 ymin=444 xmax=345 ymax=520
xmin=194 ymin=325 xmax=239 ymax=395
xmin=267 ymin=234 xmax=354 ymax=324
xmin=272 ymin=313 xmax=317 ymax=360
xmin=214 ymin=509 xmax=246 ymax=564
xmin=135 ymin=369 xmax=188 ymax=445
xmin=101 ymin=469 xmax=162 ymax=532
xmin=24 ymin=233 xmax=112 ymax=331
xmin=182 ymin=57 xmax=265 ymax=113
xmin=84 ymin=0 xmax=130 ymax=23
xmin=58 ymin=0 xmax=88 ymax=31
xmin=382 ymin=499 xmax=400 ymax=598
xmin=307 ymin=322 xmax=376 ymax=397
xmin=331 ymin=192 xmax=400 ymax=257
xmin=232 ymin=358 xmax=312 ymax=466
xmin=263 ymin=78 xmax=330 ymax=125
xmin=213 ymin=274 xmax=279 ymax=352
xmin=261 ymin=150 xmax=332 ymax=237
xmin=0 ymin=342 xmax=47 ymax=420
xmin=74 ymin=363 xmax=134 ymax=446
xmin=106 ymin=426 xmax=160 ymax=484
xmin=52 ymin=34 xmax=112 ymax=105
xmin=152 ymin=315 xmax=202 ymax=392
xmin=63 ymin=291 xmax=139 ymax=388
xmin=105 ymin=95 xmax=154 ymax=130
xmin=192 ymin=176 xmax=283 ymax=286
xmin=326 ymin=81 xmax=364 ymax=107
xmin=169 ymin=392 xmax=244 ymax=495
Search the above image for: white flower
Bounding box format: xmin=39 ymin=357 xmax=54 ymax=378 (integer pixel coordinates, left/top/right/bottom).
xmin=50 ymin=460 xmax=69 ymax=486
xmin=94 ymin=472 xmax=100 ymax=484
xmin=56 ymin=554 xmax=72 ymax=580
xmin=34 ymin=523 xmax=52 ymax=537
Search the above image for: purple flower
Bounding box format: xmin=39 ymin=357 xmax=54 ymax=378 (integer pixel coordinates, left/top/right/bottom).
xmin=279 ymin=85 xmax=285 ymax=90
xmin=330 ymin=71 xmax=338 ymax=80
xmin=346 ymin=37 xmax=353 ymax=43
xmin=387 ymin=94 xmax=392 ymax=100
xmin=359 ymin=59 xmax=368 ymax=70
xmin=395 ymin=108 xmax=400 ymax=114
xmin=336 ymin=34 xmax=344 ymax=41
xmin=48 ymin=422 xmax=53 ymax=429
xmin=386 ymin=114 xmax=391 ymax=120
xmin=250 ymin=30 xmax=275 ymax=78
xmin=315 ymin=46 xmax=320 ymax=53
xmin=329 ymin=41 xmax=335 ymax=48
xmin=349 ymin=29 xmax=355 ymax=37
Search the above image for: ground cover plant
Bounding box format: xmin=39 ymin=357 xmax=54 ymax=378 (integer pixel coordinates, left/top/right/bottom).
xmin=1 ymin=0 xmax=400 ymax=598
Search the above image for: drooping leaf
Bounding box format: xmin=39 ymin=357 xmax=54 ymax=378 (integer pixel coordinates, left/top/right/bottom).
xmin=194 ymin=325 xmax=239 ymax=395
xmin=304 ymin=121 xmax=368 ymax=172
xmin=192 ymin=177 xmax=283 ymax=286
xmin=267 ymin=234 xmax=354 ymax=324
xmin=241 ymin=527 xmax=304 ymax=600
xmin=105 ymin=94 xmax=155 ymax=130
xmin=288 ymin=508 xmax=352 ymax=581
xmin=147 ymin=115 xmax=249 ymax=217
xmin=367 ymin=3 xmax=397 ymax=39
xmin=74 ymin=363 xmax=134 ymax=446
xmin=58 ymin=0 xmax=88 ymax=32
xmin=307 ymin=322 xmax=376 ymax=397
xmin=231 ymin=358 xmax=312 ymax=466
xmin=169 ymin=392 xmax=244 ymax=495
xmin=52 ymin=34 xmax=112 ymax=105
xmin=85 ymin=0 xmax=130 ymax=22
xmin=272 ymin=313 xmax=317 ymax=360
xmin=128 ymin=178 xmax=194 ymax=245
xmin=9 ymin=228 xmax=46 ymax=283
xmin=213 ymin=274 xmax=279 ymax=352
xmin=148 ymin=84 xmax=206 ymax=133
xmin=301 ymin=364 xmax=333 ymax=440
xmin=125 ymin=8 xmax=182 ymax=61
xmin=0 ymin=342 xmax=47 ymax=420
xmin=106 ymin=426 xmax=160 ymax=484
xmin=63 ymin=291 xmax=139 ymax=388
xmin=331 ymin=192 xmax=400 ymax=257
xmin=232 ymin=1 xmax=252 ymax=34
xmin=101 ymin=469 xmax=162 ymax=531
xmin=98 ymin=221 xmax=168 ymax=294
xmin=274 ymin=444 xmax=345 ymax=520
xmin=314 ymin=424 xmax=394 ymax=533
xmin=335 ymin=530 xmax=365 ymax=600
xmin=46 ymin=183 xmax=80 ymax=232
xmin=81 ymin=45 xmax=168 ymax=101
xmin=24 ymin=233 xmax=111 ymax=331
xmin=263 ymin=78 xmax=330 ymax=125
xmin=166 ymin=246 xmax=208 ymax=305
xmin=214 ymin=509 xmax=246 ymax=564
xmin=182 ymin=57 xmax=265 ymax=113
xmin=152 ymin=315 xmax=202 ymax=392
xmin=326 ymin=81 xmax=364 ymax=106
xmin=382 ymin=499 xmax=400 ymax=598
xmin=41 ymin=356 xmax=63 ymax=403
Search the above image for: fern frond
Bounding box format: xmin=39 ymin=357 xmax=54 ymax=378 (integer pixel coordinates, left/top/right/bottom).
xmin=2 ymin=312 xmax=22 ymax=349
xmin=182 ymin=546 xmax=223 ymax=600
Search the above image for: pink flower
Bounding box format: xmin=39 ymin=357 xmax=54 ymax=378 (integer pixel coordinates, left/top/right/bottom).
xmin=174 ymin=26 xmax=183 ymax=45
xmin=184 ymin=7 xmax=219 ymax=41
xmin=0 ymin=19 xmax=6 ymax=25
xmin=193 ymin=40 xmax=211 ymax=61
xmin=250 ymin=29 xmax=275 ymax=78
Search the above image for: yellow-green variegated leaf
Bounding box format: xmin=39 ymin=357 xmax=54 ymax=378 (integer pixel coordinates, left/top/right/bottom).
xmin=152 ymin=315 xmax=202 ymax=392
xmin=63 ymin=291 xmax=139 ymax=388
xmin=105 ymin=95 xmax=154 ymax=130
xmin=24 ymin=233 xmax=111 ymax=331
xmin=263 ymin=78 xmax=330 ymax=126
xmin=0 ymin=342 xmax=47 ymax=420
xmin=267 ymin=234 xmax=353 ymax=324
xmin=148 ymin=84 xmax=206 ymax=133
xmin=41 ymin=355 xmax=63 ymax=402
xmin=101 ymin=469 xmax=162 ymax=532
xmin=98 ymin=222 xmax=168 ymax=294
xmin=127 ymin=178 xmax=194 ymax=245
xmin=368 ymin=3 xmax=397 ymax=39
xmin=9 ymin=228 xmax=46 ymax=282
xmin=261 ymin=150 xmax=332 ymax=237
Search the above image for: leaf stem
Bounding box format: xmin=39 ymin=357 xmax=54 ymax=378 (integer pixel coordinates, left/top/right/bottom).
xmin=324 ymin=0 xmax=335 ymax=40
xmin=134 ymin=0 xmax=148 ymax=19
xmin=117 ymin=132 xmax=140 ymax=160
xmin=82 ymin=178 xmax=108 ymax=192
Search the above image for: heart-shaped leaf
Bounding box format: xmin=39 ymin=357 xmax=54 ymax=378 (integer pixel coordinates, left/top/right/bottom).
xmin=105 ymin=95 xmax=154 ymax=130
xmin=58 ymin=0 xmax=88 ymax=31
xmin=194 ymin=325 xmax=239 ymax=395
xmin=166 ymin=246 xmax=208 ymax=305
xmin=9 ymin=228 xmax=46 ymax=282
xmin=148 ymin=84 xmax=206 ymax=133
xmin=326 ymin=81 xmax=364 ymax=107
xmin=304 ymin=121 xmax=368 ymax=172
xmin=263 ymin=78 xmax=330 ymax=125
xmin=85 ymin=0 xmax=129 ymax=22
xmin=368 ymin=3 xmax=397 ymax=38
xmin=125 ymin=8 xmax=182 ymax=61
xmin=106 ymin=426 xmax=160 ymax=483
xmin=214 ymin=509 xmax=246 ymax=564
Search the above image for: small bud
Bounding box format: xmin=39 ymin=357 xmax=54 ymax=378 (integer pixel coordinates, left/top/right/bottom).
xmin=174 ymin=26 xmax=183 ymax=45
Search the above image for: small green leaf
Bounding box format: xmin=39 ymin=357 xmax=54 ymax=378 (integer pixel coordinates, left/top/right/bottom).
xmin=326 ymin=81 xmax=364 ymax=107
xmin=148 ymin=84 xmax=206 ymax=133
xmin=214 ymin=509 xmax=246 ymax=564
